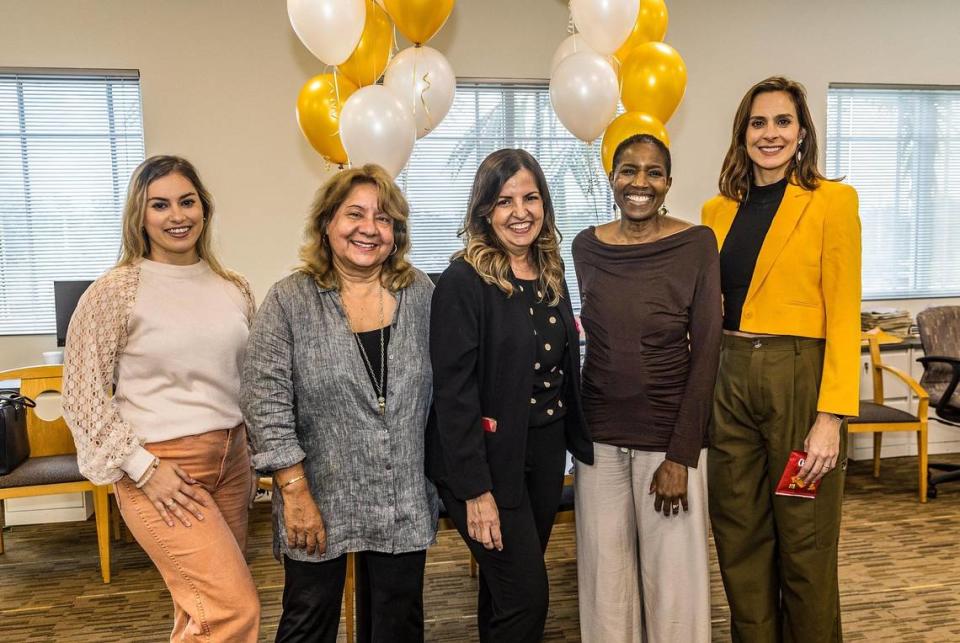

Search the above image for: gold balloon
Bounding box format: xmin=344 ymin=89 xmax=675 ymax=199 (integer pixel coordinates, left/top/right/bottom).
xmin=338 ymin=0 xmax=394 ymax=87
xmin=614 ymin=0 xmax=668 ymax=64
xmin=296 ymin=73 xmax=359 ymax=165
xmin=619 ymin=42 xmax=687 ymax=124
xmin=601 ymin=111 xmax=670 ymax=175
xmin=383 ymin=0 xmax=455 ymax=45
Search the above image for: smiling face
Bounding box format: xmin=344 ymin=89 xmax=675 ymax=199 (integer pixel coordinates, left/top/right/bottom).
xmin=610 ymin=142 xmax=672 ymax=222
xmin=488 ymin=168 xmax=545 ymax=259
xmin=745 ymin=90 xmax=805 ymax=185
xmin=143 ymin=172 xmax=205 ymax=265
xmin=326 ymin=182 xmax=395 ymax=275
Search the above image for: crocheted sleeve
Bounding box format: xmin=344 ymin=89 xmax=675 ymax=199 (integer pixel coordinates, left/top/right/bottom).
xmin=62 ymin=265 xmax=142 ymax=485
xmin=233 ymin=272 xmax=257 ymax=325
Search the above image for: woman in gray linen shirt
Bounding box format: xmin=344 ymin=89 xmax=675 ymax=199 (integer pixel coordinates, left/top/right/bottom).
xmin=241 ymin=164 xmax=437 ymax=643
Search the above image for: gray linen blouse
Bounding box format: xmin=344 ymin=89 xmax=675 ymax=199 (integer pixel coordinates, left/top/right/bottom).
xmin=241 ymin=270 xmax=438 ymax=562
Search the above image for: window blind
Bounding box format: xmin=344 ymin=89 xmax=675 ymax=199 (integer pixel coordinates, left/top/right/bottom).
xmin=826 ymin=85 xmax=960 ymax=300
xmin=0 ymin=70 xmax=145 ymax=335
xmin=399 ymin=82 xmax=617 ymax=311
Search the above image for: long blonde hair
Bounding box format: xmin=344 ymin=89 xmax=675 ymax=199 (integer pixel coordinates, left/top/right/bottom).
xmin=299 ymin=164 xmax=415 ymax=292
xmin=455 ymin=149 xmax=565 ymax=306
xmin=118 ymin=155 xmax=243 ymax=286
xmin=719 ymin=76 xmax=831 ymax=202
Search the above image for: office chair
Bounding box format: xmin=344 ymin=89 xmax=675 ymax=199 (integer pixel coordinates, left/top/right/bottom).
xmin=916 ymin=306 xmax=960 ymax=498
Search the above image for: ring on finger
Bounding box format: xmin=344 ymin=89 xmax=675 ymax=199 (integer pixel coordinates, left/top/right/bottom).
xmin=165 ymin=499 xmax=176 ymax=508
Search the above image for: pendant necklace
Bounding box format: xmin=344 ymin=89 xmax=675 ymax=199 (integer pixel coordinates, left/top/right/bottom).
xmin=345 ymin=284 xmax=387 ymax=416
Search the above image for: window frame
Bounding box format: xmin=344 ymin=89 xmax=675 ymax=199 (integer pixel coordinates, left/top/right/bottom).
xmin=825 ymin=82 xmax=960 ymax=301
xmin=0 ymin=67 xmax=145 ymax=336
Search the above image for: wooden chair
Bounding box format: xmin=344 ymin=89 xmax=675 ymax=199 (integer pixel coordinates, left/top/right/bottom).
xmin=0 ymin=365 xmax=112 ymax=582
xmin=847 ymin=331 xmax=929 ymax=502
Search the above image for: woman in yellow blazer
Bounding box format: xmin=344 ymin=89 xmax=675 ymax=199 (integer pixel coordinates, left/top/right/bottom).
xmin=701 ymin=76 xmax=861 ymax=643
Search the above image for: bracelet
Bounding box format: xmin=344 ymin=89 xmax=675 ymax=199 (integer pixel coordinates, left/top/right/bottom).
xmin=135 ymin=457 xmax=161 ymax=489
xmin=278 ymin=474 xmax=306 ymax=490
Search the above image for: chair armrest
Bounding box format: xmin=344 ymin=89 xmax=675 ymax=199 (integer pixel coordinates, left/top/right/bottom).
xmin=877 ymin=364 xmax=929 ymax=400
xmin=917 ymin=355 xmax=960 ymax=369
xmin=917 ymin=355 xmax=960 ymax=420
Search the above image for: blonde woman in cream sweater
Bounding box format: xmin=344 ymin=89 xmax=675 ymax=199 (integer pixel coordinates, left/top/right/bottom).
xmin=63 ymin=156 xmax=260 ymax=642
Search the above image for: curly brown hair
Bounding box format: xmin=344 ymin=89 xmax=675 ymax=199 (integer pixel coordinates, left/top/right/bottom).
xmin=455 ymin=148 xmax=565 ymax=306
xmin=299 ymin=164 xmax=415 ymax=292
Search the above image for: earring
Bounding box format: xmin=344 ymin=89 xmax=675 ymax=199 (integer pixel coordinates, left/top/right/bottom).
xmin=390 ymin=243 xmax=398 ymax=256
xmin=796 ymin=138 xmax=805 ymax=163
xmin=658 ymin=205 xmax=668 ymax=217
xmin=203 ymin=215 xmax=207 ymax=222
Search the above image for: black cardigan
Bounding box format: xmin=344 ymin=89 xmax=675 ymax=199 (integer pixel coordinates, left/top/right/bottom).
xmin=426 ymin=258 xmax=594 ymax=509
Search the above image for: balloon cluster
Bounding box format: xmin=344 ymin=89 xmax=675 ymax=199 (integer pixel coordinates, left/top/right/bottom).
xmin=289 ymin=0 xmax=457 ymax=176
xmin=549 ymin=0 xmax=686 ymax=174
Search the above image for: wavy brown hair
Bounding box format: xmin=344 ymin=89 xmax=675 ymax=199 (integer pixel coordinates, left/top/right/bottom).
xmin=455 ymin=149 xmax=565 ymax=306
xmin=299 ymin=164 xmax=415 ymax=292
xmin=719 ymin=76 xmax=830 ymax=201
xmin=118 ymin=155 xmax=243 ymax=287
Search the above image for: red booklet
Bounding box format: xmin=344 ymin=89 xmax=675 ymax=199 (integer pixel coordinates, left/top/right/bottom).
xmin=775 ymin=450 xmax=819 ymax=499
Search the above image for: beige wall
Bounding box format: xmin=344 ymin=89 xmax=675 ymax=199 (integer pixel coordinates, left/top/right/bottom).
xmin=2 ymin=0 xmax=959 ymax=367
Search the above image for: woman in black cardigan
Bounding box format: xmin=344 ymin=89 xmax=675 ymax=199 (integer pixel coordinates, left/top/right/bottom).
xmin=428 ymin=148 xmax=593 ymax=642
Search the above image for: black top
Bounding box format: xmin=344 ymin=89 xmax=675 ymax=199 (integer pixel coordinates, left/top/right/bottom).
xmin=719 ymin=178 xmax=788 ymax=331
xmin=515 ymin=279 xmax=568 ymax=427
xmin=572 ymin=226 xmax=722 ymax=467
xmin=427 ymin=258 xmax=594 ymax=508
xmin=355 ymin=325 xmax=391 ymax=398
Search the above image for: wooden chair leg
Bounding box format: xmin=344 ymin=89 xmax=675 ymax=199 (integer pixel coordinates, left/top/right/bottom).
xmin=919 ymin=424 xmax=929 ymax=503
xmin=0 ymin=498 xmax=5 ymax=555
xmin=469 ymin=552 xmax=478 ymax=578
xmin=111 ymin=495 xmax=122 ymax=541
xmin=92 ymin=486 xmax=112 ymax=583
xmin=344 ymin=552 xmax=355 ymax=643
xmin=872 ymin=432 xmax=883 ymax=478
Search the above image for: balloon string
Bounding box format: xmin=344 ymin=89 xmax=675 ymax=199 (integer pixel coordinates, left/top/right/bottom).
xmin=420 ymin=71 xmax=434 ymax=134
xmin=332 ymin=67 xmax=351 ymax=169
xmin=332 ymin=67 xmax=343 ymax=143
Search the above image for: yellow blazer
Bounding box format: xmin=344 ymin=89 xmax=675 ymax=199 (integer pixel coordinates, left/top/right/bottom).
xmin=702 ymin=180 xmax=862 ymax=417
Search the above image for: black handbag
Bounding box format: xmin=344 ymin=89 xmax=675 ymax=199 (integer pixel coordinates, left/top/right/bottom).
xmin=0 ymin=389 xmax=34 ymax=475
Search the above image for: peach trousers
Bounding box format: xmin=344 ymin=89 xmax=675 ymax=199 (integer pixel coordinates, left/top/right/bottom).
xmin=114 ymin=425 xmax=260 ymax=642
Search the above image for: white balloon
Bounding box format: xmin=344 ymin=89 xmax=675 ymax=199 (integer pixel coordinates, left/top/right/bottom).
xmin=340 ymin=85 xmax=417 ymax=177
xmin=550 ymin=33 xmax=616 ymax=76
xmin=384 ymin=46 xmax=456 ymax=139
xmin=549 ymin=51 xmax=619 ymax=142
xmin=550 ymin=33 xmax=592 ymax=76
xmin=287 ymin=0 xmax=365 ymax=66
xmin=570 ymin=0 xmax=640 ymax=55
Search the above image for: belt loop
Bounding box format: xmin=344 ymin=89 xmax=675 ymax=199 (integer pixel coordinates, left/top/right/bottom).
xmin=794 ymin=337 xmax=801 ymax=355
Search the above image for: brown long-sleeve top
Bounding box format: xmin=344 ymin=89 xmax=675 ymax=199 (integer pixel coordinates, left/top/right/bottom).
xmin=572 ymin=225 xmax=722 ymax=467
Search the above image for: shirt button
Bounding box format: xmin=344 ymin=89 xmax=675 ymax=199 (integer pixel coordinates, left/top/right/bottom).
xmin=386 ymin=464 xmax=392 ymax=471
xmin=744 ymin=311 xmax=753 ymax=319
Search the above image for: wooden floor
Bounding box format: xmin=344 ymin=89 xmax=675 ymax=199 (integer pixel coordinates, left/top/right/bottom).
xmin=2 ymin=454 xmax=959 ymax=642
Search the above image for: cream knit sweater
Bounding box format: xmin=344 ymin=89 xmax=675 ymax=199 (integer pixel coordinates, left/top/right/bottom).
xmin=62 ymin=259 xmax=255 ymax=485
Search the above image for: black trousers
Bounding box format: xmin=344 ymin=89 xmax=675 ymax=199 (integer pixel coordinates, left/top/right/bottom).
xmin=275 ymin=549 xmax=427 ymax=643
xmin=439 ymin=419 xmax=567 ymax=643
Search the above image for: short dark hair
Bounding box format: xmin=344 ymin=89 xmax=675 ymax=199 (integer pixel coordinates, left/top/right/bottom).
xmin=611 ymin=134 xmax=672 ymax=177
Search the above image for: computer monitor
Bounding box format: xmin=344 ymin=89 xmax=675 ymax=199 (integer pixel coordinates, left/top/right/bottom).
xmin=54 ymin=280 xmax=93 ymax=347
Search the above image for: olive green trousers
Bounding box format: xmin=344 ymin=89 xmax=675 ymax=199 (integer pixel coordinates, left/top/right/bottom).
xmin=709 ymin=334 xmax=846 ymax=643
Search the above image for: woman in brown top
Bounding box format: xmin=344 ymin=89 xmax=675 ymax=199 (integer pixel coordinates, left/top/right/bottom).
xmin=572 ymin=134 xmax=722 ymax=643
